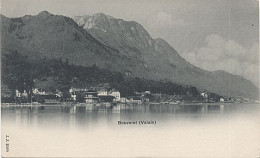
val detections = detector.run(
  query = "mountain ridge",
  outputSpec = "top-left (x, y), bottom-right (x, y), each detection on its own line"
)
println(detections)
top-left (73, 13), bottom-right (259, 99)
top-left (1, 11), bottom-right (259, 99)
top-left (1, 11), bottom-right (141, 72)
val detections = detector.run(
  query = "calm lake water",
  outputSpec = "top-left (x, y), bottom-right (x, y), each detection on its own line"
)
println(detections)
top-left (1, 103), bottom-right (260, 157)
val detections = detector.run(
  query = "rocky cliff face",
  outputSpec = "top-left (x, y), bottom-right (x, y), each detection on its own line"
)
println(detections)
top-left (74, 14), bottom-right (188, 65)
top-left (0, 11), bottom-right (258, 99)
top-left (74, 14), bottom-right (195, 78)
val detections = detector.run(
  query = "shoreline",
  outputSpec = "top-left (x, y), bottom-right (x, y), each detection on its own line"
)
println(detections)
top-left (1, 102), bottom-right (259, 107)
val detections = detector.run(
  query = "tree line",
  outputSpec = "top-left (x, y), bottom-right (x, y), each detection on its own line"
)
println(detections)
top-left (2, 51), bottom-right (204, 99)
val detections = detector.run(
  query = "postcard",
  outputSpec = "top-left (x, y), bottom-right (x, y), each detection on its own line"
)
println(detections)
top-left (1, 0), bottom-right (260, 157)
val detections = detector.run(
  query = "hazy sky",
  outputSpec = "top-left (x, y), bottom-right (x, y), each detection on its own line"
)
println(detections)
top-left (1, 0), bottom-right (259, 86)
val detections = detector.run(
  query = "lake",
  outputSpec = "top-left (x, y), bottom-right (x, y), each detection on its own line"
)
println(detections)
top-left (1, 103), bottom-right (260, 157)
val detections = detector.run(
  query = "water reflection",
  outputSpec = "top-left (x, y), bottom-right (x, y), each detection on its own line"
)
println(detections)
top-left (2, 103), bottom-right (259, 115)
top-left (2, 103), bottom-right (260, 157)
top-left (1, 103), bottom-right (259, 129)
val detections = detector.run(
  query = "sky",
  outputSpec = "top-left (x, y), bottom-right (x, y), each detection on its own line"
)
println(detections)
top-left (1, 0), bottom-right (259, 86)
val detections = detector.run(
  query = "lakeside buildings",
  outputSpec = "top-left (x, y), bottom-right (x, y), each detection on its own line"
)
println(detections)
top-left (69, 87), bottom-right (121, 103)
top-left (1, 86), bottom-right (258, 104)
top-left (85, 90), bottom-right (99, 103)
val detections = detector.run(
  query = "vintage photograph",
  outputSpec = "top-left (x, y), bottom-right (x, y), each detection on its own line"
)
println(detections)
top-left (1, 0), bottom-right (259, 157)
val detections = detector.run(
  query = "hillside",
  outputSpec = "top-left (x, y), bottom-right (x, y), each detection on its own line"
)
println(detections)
top-left (74, 13), bottom-right (259, 99)
top-left (1, 11), bottom-right (141, 73)
top-left (0, 11), bottom-right (258, 99)
top-left (2, 51), bottom-right (204, 101)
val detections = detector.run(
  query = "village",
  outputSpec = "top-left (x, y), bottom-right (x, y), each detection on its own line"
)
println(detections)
top-left (1, 84), bottom-right (257, 105)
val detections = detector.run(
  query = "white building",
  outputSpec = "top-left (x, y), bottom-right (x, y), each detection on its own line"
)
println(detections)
top-left (145, 91), bottom-right (151, 94)
top-left (32, 88), bottom-right (46, 95)
top-left (131, 99), bottom-right (142, 104)
top-left (120, 97), bottom-right (128, 103)
top-left (16, 90), bottom-right (28, 97)
top-left (16, 90), bottom-right (21, 97)
top-left (220, 98), bottom-right (225, 102)
top-left (69, 87), bottom-right (88, 101)
top-left (69, 87), bottom-right (87, 93)
top-left (131, 97), bottom-right (142, 104)
top-left (110, 91), bottom-right (121, 102)
top-left (71, 92), bottom-right (77, 101)
top-left (97, 89), bottom-right (109, 96)
top-left (200, 92), bottom-right (208, 98)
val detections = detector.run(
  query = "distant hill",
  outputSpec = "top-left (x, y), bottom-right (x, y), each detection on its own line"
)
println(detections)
top-left (0, 11), bottom-right (258, 99)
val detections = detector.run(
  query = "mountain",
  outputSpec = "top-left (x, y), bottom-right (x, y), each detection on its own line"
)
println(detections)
top-left (74, 13), bottom-right (259, 99)
top-left (0, 11), bottom-right (258, 99)
top-left (0, 11), bottom-right (141, 72)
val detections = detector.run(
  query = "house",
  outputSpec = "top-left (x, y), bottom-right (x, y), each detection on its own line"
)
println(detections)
top-left (69, 87), bottom-right (88, 102)
top-left (125, 71), bottom-right (131, 77)
top-left (98, 95), bottom-right (115, 102)
top-left (142, 95), bottom-right (151, 102)
top-left (1, 88), bottom-right (15, 103)
top-left (97, 89), bottom-right (115, 102)
top-left (120, 97), bottom-right (128, 103)
top-left (142, 91), bottom-right (153, 102)
top-left (34, 94), bottom-right (60, 104)
top-left (71, 91), bottom-right (77, 101)
top-left (145, 91), bottom-right (151, 94)
top-left (16, 90), bottom-right (21, 97)
top-left (110, 90), bottom-right (120, 102)
top-left (33, 88), bottom-right (46, 95)
top-left (16, 90), bottom-right (28, 97)
top-left (96, 87), bottom-right (120, 102)
top-left (97, 89), bottom-right (109, 96)
top-left (220, 98), bottom-right (225, 102)
top-left (1, 88), bottom-right (13, 98)
top-left (85, 90), bottom-right (99, 103)
top-left (69, 87), bottom-right (88, 93)
top-left (43, 95), bottom-right (60, 104)
top-left (131, 96), bottom-right (142, 104)
top-left (200, 92), bottom-right (208, 98)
